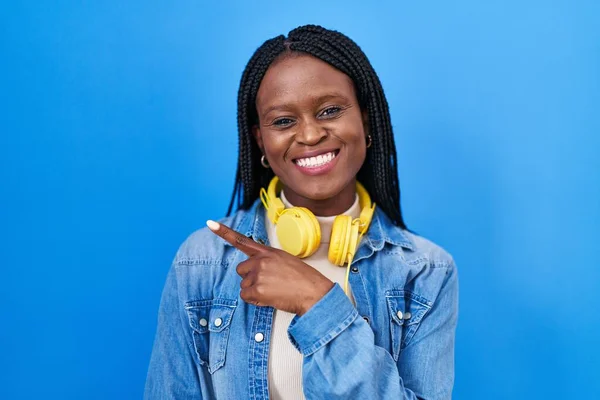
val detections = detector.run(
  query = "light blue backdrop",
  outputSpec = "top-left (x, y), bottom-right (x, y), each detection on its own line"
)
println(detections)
top-left (1, 1), bottom-right (598, 399)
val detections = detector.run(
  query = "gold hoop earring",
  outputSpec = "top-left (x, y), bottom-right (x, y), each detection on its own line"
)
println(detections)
top-left (366, 135), bottom-right (372, 148)
top-left (261, 155), bottom-right (270, 168)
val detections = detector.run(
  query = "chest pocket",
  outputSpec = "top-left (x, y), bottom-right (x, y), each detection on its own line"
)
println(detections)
top-left (386, 290), bottom-right (432, 361)
top-left (184, 298), bottom-right (237, 374)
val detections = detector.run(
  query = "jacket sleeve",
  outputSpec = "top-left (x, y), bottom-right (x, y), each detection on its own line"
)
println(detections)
top-left (144, 265), bottom-right (203, 400)
top-left (288, 262), bottom-right (458, 400)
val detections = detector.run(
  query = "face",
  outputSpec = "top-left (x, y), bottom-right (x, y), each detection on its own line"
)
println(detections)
top-left (253, 54), bottom-right (369, 215)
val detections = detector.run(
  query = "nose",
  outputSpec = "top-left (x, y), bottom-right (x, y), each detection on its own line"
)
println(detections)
top-left (295, 121), bottom-right (327, 146)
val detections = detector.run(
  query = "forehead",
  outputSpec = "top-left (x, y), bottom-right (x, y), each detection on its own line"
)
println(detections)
top-left (256, 54), bottom-right (356, 108)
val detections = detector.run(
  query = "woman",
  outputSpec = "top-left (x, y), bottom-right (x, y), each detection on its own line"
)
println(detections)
top-left (145, 25), bottom-right (458, 400)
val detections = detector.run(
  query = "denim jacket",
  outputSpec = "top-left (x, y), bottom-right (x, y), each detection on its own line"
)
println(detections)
top-left (145, 199), bottom-right (458, 399)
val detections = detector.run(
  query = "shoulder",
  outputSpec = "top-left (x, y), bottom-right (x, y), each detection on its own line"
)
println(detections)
top-left (402, 230), bottom-right (456, 270)
top-left (375, 209), bottom-right (455, 271)
top-left (383, 226), bottom-right (458, 312)
top-left (396, 230), bottom-right (458, 304)
top-left (172, 204), bottom-right (257, 266)
top-left (166, 202), bottom-right (262, 301)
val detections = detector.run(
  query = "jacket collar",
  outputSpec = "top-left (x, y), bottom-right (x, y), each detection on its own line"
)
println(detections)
top-left (227, 198), bottom-right (414, 256)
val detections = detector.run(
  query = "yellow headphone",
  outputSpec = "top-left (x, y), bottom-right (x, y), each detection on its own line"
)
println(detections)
top-left (260, 176), bottom-right (375, 295)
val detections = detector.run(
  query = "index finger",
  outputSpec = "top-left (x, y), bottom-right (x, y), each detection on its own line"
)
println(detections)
top-left (206, 220), bottom-right (266, 257)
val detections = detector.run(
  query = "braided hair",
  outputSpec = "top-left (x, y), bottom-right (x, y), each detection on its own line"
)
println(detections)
top-left (226, 24), bottom-right (407, 229)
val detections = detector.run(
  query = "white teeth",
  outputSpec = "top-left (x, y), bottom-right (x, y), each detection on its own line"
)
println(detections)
top-left (295, 151), bottom-right (337, 168)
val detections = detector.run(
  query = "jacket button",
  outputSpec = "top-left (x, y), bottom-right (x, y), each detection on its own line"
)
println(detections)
top-left (362, 316), bottom-right (370, 324)
top-left (396, 310), bottom-right (403, 320)
top-left (199, 318), bottom-right (208, 327)
top-left (403, 312), bottom-right (412, 320)
top-left (255, 332), bottom-right (264, 343)
top-left (214, 318), bottom-right (223, 327)
top-left (351, 266), bottom-right (359, 273)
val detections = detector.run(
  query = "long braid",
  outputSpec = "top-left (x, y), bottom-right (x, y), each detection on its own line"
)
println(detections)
top-left (227, 25), bottom-right (407, 229)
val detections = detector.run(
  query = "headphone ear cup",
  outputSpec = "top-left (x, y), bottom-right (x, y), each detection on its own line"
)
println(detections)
top-left (329, 215), bottom-right (351, 265)
top-left (295, 207), bottom-right (321, 257)
top-left (346, 221), bottom-right (360, 263)
top-left (276, 207), bottom-right (320, 258)
top-left (329, 216), bottom-right (362, 266)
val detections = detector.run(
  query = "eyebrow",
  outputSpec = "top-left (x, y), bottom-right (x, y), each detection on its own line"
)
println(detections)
top-left (260, 92), bottom-right (351, 119)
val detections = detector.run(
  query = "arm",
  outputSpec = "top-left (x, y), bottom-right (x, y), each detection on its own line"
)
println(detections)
top-left (144, 265), bottom-right (203, 400)
top-left (288, 263), bottom-right (458, 399)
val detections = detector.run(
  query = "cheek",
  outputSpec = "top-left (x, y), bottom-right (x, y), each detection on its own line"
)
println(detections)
top-left (350, 140), bottom-right (367, 168)
top-left (339, 119), bottom-right (366, 150)
top-left (341, 120), bottom-right (367, 168)
top-left (260, 130), bottom-right (296, 177)
top-left (261, 130), bottom-right (292, 156)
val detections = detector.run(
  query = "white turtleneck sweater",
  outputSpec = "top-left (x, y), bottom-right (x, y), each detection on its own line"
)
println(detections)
top-left (266, 190), bottom-right (361, 400)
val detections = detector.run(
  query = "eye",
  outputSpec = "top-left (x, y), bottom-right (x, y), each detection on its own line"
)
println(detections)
top-left (320, 106), bottom-right (342, 118)
top-left (273, 117), bottom-right (294, 127)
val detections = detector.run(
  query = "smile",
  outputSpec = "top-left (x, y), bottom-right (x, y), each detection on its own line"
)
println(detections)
top-left (293, 150), bottom-right (339, 168)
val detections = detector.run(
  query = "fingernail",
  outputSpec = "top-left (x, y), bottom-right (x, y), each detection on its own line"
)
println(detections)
top-left (206, 220), bottom-right (220, 231)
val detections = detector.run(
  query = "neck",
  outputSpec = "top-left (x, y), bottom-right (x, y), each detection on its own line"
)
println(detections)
top-left (282, 179), bottom-right (357, 217)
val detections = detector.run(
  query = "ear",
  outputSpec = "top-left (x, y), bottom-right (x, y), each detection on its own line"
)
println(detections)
top-left (252, 125), bottom-right (264, 154)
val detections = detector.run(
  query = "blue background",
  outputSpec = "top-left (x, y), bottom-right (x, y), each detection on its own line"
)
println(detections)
top-left (1, 1), bottom-right (598, 399)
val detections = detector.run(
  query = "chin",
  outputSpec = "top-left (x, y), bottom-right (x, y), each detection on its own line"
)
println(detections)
top-left (292, 176), bottom-right (349, 201)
